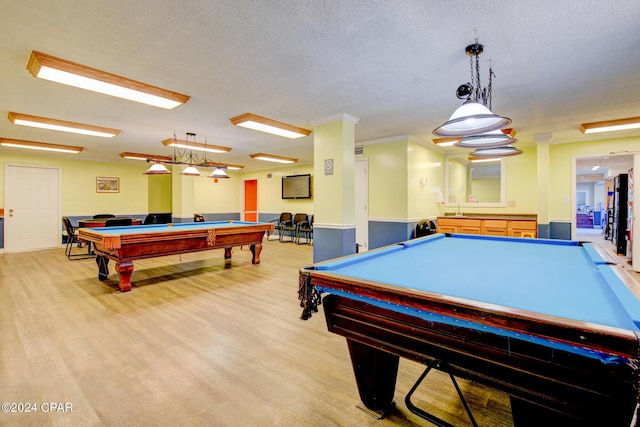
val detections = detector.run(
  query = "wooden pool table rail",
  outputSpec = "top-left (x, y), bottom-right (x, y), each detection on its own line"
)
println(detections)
top-left (79, 222), bottom-right (274, 292)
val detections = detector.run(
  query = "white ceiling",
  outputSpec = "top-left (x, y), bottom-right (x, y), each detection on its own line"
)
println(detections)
top-left (1, 1), bottom-right (639, 174)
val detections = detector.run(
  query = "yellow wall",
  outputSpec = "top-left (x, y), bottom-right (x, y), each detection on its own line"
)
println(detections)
top-left (447, 156), bottom-right (467, 204)
top-left (438, 146), bottom-right (538, 215)
top-left (148, 174), bottom-right (172, 212)
top-left (550, 136), bottom-right (640, 220)
top-left (505, 146), bottom-right (537, 213)
top-left (366, 139), bottom-right (408, 219)
top-left (193, 171), bottom-right (241, 214)
top-left (407, 139), bottom-right (445, 219)
top-left (240, 165), bottom-right (314, 215)
top-left (2, 134), bottom-right (639, 225)
top-left (1, 152), bottom-right (149, 215)
top-left (0, 152), bottom-right (316, 219)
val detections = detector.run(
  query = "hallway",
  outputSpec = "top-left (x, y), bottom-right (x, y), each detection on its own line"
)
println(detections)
top-left (575, 226), bottom-right (640, 295)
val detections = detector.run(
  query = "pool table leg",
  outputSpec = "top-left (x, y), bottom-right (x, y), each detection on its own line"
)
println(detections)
top-left (224, 248), bottom-right (233, 267)
top-left (96, 255), bottom-right (109, 280)
top-left (114, 261), bottom-right (133, 292)
top-left (250, 243), bottom-right (262, 264)
top-left (347, 338), bottom-right (399, 415)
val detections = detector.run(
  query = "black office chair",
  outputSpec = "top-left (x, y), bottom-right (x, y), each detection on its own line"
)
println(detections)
top-left (268, 212), bottom-right (292, 241)
top-left (143, 212), bottom-right (172, 224)
top-left (296, 215), bottom-right (314, 244)
top-left (415, 219), bottom-right (437, 238)
top-left (93, 214), bottom-right (115, 219)
top-left (194, 214), bottom-right (205, 222)
top-left (105, 217), bottom-right (133, 227)
top-left (62, 217), bottom-right (93, 260)
top-left (280, 213), bottom-right (308, 243)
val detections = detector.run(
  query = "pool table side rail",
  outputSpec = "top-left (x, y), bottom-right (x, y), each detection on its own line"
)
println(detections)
top-left (79, 223), bottom-right (274, 249)
top-left (323, 294), bottom-right (639, 424)
top-left (300, 269), bottom-right (640, 360)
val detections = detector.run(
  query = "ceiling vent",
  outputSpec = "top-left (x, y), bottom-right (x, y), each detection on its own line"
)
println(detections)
top-left (354, 146), bottom-right (364, 155)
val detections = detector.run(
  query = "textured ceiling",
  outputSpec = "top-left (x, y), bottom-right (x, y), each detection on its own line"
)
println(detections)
top-left (1, 0), bottom-right (639, 174)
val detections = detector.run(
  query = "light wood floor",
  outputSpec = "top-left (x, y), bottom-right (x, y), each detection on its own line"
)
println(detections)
top-left (0, 239), bottom-right (515, 427)
top-left (4, 230), bottom-right (639, 427)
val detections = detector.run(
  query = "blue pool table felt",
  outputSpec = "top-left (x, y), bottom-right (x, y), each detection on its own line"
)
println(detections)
top-left (315, 233), bottom-right (640, 333)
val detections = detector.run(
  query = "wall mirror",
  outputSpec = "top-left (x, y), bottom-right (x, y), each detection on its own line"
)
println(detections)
top-left (444, 155), bottom-right (505, 207)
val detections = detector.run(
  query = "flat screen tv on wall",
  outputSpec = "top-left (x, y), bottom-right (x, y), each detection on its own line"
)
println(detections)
top-left (282, 174), bottom-right (312, 199)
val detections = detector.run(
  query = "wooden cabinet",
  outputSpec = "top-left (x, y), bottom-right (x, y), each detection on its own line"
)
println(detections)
top-left (437, 216), bottom-right (537, 237)
top-left (437, 218), bottom-right (482, 234)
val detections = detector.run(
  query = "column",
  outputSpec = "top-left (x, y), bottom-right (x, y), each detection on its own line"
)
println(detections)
top-left (535, 137), bottom-right (551, 238)
top-left (311, 113), bottom-right (359, 262)
top-left (171, 169), bottom-right (195, 223)
top-left (633, 155), bottom-right (640, 272)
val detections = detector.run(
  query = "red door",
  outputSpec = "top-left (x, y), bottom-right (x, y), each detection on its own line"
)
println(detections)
top-left (244, 179), bottom-right (258, 222)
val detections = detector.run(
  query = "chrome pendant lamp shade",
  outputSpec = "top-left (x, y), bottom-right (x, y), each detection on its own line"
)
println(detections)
top-left (469, 146), bottom-right (522, 158)
top-left (455, 129), bottom-right (516, 148)
top-left (433, 99), bottom-right (511, 137)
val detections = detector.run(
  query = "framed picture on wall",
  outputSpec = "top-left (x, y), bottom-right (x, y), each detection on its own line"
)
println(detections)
top-left (96, 176), bottom-right (120, 193)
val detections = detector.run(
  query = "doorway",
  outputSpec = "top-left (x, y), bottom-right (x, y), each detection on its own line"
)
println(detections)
top-left (355, 158), bottom-right (368, 252)
top-left (243, 179), bottom-right (258, 222)
top-left (574, 154), bottom-right (633, 239)
top-left (4, 164), bottom-right (61, 252)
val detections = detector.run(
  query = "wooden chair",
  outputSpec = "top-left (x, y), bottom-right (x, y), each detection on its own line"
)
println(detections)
top-left (296, 215), bottom-right (314, 244)
top-left (62, 217), bottom-right (93, 260)
top-left (194, 214), bottom-right (205, 222)
top-left (280, 213), bottom-right (308, 243)
top-left (268, 212), bottom-right (292, 241)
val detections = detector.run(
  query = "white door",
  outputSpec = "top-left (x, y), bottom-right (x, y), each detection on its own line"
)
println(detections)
top-left (355, 158), bottom-right (368, 252)
top-left (5, 164), bottom-right (61, 252)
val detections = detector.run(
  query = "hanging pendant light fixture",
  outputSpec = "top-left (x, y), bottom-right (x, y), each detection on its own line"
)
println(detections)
top-left (433, 41), bottom-right (511, 137)
top-left (144, 132), bottom-right (236, 175)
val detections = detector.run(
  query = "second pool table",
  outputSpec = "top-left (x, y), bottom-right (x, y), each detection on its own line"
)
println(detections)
top-left (79, 220), bottom-right (274, 292)
top-left (299, 233), bottom-right (640, 426)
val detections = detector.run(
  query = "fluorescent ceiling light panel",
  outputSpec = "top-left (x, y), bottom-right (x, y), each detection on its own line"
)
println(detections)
top-left (162, 138), bottom-right (231, 154)
top-left (250, 153), bottom-right (297, 163)
top-left (230, 113), bottom-right (311, 139)
top-left (432, 137), bottom-right (459, 147)
top-left (580, 117), bottom-right (640, 134)
top-left (203, 161), bottom-right (244, 170)
top-left (8, 112), bottom-right (120, 138)
top-left (0, 137), bottom-right (83, 153)
top-left (119, 152), bottom-right (173, 161)
top-left (27, 51), bottom-right (190, 109)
